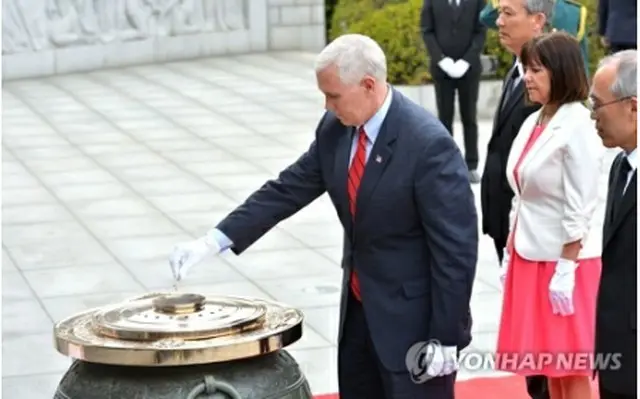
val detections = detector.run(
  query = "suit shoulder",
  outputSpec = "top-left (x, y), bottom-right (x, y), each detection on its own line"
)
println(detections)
top-left (400, 100), bottom-right (450, 141)
top-left (315, 111), bottom-right (344, 137)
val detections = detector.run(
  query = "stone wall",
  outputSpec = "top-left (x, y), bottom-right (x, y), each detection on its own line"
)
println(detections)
top-left (267, 0), bottom-right (326, 51)
top-left (2, 0), bottom-right (327, 80)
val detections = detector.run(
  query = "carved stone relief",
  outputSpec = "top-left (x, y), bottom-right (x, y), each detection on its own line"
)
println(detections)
top-left (2, 0), bottom-right (249, 54)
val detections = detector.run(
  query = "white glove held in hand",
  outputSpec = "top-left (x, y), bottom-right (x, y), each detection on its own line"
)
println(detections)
top-left (425, 342), bottom-right (459, 378)
top-left (449, 59), bottom-right (470, 78)
top-left (549, 258), bottom-right (578, 316)
top-left (169, 234), bottom-right (220, 281)
top-left (438, 57), bottom-right (455, 75)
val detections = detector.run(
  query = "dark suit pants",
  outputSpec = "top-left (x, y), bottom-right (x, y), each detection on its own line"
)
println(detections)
top-left (338, 291), bottom-right (456, 399)
top-left (599, 381), bottom-right (637, 399)
top-left (433, 70), bottom-right (480, 170)
top-left (494, 237), bottom-right (550, 399)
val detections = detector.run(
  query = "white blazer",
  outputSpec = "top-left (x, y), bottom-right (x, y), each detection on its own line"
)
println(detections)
top-left (506, 101), bottom-right (608, 261)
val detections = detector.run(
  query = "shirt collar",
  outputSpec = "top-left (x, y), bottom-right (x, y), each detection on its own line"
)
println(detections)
top-left (625, 148), bottom-right (637, 171)
top-left (514, 59), bottom-right (524, 79)
top-left (360, 85), bottom-right (393, 142)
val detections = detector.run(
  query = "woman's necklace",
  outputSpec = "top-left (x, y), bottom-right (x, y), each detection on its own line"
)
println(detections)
top-left (537, 105), bottom-right (557, 126)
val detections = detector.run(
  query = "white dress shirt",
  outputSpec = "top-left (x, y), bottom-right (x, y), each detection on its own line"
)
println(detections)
top-left (623, 148), bottom-right (637, 193)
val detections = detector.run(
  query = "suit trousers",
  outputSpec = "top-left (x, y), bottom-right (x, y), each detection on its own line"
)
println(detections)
top-left (493, 237), bottom-right (550, 399)
top-left (338, 290), bottom-right (456, 399)
top-left (599, 380), bottom-right (637, 399)
top-left (432, 70), bottom-right (480, 170)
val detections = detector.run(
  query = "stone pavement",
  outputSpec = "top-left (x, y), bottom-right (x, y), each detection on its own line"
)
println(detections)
top-left (2, 51), bottom-right (507, 398)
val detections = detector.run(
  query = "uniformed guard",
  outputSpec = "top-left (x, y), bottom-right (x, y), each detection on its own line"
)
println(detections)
top-left (480, 0), bottom-right (590, 74)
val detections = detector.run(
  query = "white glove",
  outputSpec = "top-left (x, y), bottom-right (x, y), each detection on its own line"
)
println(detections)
top-left (499, 248), bottom-right (510, 289)
top-left (425, 341), bottom-right (459, 378)
top-left (169, 234), bottom-right (221, 281)
top-left (549, 259), bottom-right (578, 316)
top-left (448, 59), bottom-right (470, 79)
top-left (438, 57), bottom-right (455, 75)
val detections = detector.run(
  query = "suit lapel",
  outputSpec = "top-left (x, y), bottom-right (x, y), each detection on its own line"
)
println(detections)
top-left (516, 104), bottom-right (576, 191)
top-left (605, 171), bottom-right (637, 247)
top-left (334, 126), bottom-right (354, 236)
top-left (354, 91), bottom-right (400, 223)
top-left (506, 110), bottom-right (538, 192)
top-left (451, 0), bottom-right (463, 21)
top-left (499, 81), bottom-right (524, 127)
top-left (603, 155), bottom-right (622, 234)
top-left (495, 65), bottom-right (516, 118)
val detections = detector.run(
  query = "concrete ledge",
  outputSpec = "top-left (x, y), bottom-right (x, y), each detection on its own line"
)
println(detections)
top-left (395, 80), bottom-right (504, 120)
top-left (2, 0), bottom-right (326, 81)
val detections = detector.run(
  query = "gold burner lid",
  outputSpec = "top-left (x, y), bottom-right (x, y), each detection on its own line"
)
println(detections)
top-left (91, 293), bottom-right (267, 341)
top-left (53, 292), bottom-right (303, 367)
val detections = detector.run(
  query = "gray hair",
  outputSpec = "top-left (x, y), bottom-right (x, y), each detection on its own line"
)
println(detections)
top-left (314, 34), bottom-right (387, 85)
top-left (598, 50), bottom-right (637, 98)
top-left (524, 0), bottom-right (555, 25)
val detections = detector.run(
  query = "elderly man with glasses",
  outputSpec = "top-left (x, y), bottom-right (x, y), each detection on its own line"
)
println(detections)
top-left (589, 49), bottom-right (637, 399)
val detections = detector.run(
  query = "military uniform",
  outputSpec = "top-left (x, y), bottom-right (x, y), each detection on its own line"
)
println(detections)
top-left (479, 0), bottom-right (590, 74)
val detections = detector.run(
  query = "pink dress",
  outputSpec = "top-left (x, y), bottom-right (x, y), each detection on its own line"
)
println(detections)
top-left (495, 124), bottom-right (602, 377)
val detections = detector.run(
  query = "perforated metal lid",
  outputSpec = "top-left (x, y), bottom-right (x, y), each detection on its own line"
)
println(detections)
top-left (54, 292), bottom-right (303, 366)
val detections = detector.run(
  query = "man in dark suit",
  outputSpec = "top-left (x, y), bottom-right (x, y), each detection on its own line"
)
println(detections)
top-left (420, 0), bottom-right (487, 183)
top-left (598, 0), bottom-right (637, 53)
top-left (168, 34), bottom-right (478, 399)
top-left (590, 50), bottom-right (637, 399)
top-left (479, 0), bottom-right (554, 398)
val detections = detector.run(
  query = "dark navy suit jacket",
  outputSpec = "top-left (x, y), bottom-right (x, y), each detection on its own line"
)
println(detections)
top-left (598, 0), bottom-right (637, 47)
top-left (216, 88), bottom-right (478, 372)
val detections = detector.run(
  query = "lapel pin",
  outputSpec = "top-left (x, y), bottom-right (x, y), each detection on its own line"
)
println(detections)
top-left (375, 155), bottom-right (382, 163)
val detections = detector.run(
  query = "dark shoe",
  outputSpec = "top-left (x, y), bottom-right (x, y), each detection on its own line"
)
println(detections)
top-left (468, 170), bottom-right (480, 184)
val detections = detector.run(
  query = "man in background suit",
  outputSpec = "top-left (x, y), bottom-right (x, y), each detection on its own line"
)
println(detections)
top-left (479, 0), bottom-right (554, 398)
top-left (480, 0), bottom-right (591, 74)
top-left (420, 0), bottom-right (487, 183)
top-left (598, 0), bottom-right (637, 53)
top-left (590, 50), bottom-right (637, 399)
top-left (168, 34), bottom-right (478, 399)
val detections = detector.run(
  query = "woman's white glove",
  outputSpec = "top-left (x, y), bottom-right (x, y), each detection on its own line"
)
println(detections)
top-left (549, 259), bottom-right (578, 316)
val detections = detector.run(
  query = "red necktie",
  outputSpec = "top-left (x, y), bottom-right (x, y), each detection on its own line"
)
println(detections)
top-left (348, 127), bottom-right (367, 301)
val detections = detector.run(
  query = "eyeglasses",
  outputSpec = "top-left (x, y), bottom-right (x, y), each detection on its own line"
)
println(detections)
top-left (587, 96), bottom-right (635, 112)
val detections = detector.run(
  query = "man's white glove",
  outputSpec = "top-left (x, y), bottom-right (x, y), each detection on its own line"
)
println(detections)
top-left (499, 248), bottom-right (510, 289)
top-left (438, 57), bottom-right (455, 76)
top-left (169, 234), bottom-right (220, 281)
top-left (425, 341), bottom-right (459, 378)
top-left (448, 59), bottom-right (470, 79)
top-left (549, 259), bottom-right (578, 316)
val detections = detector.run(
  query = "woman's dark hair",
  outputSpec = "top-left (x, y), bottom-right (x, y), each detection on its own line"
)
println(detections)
top-left (520, 31), bottom-right (589, 105)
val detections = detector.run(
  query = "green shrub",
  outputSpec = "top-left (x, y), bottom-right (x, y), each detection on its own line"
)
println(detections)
top-left (329, 0), bottom-right (607, 85)
top-left (330, 0), bottom-right (430, 85)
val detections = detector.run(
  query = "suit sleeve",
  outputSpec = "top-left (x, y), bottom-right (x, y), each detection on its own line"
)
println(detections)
top-left (215, 115), bottom-right (328, 254)
top-left (598, 0), bottom-right (608, 36)
top-left (463, 0), bottom-right (488, 63)
top-left (420, 0), bottom-right (444, 61)
top-left (561, 118), bottom-right (605, 243)
top-left (415, 129), bottom-right (478, 346)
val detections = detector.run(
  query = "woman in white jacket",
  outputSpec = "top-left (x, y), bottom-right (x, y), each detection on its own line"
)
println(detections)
top-left (495, 32), bottom-right (607, 399)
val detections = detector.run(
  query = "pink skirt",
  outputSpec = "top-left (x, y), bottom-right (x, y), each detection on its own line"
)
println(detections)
top-left (495, 247), bottom-right (602, 377)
